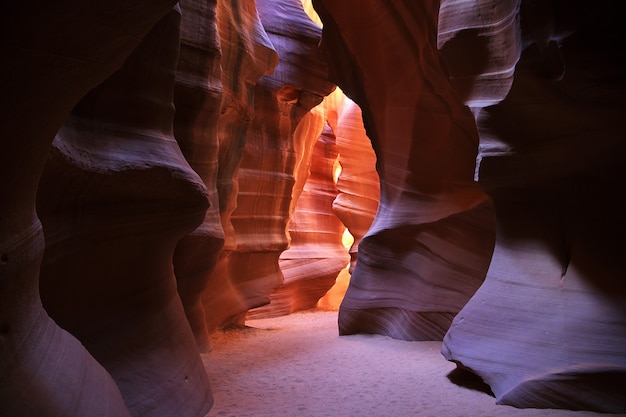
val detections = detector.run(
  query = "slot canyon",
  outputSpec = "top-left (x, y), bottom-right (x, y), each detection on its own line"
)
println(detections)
top-left (1, 0), bottom-right (624, 416)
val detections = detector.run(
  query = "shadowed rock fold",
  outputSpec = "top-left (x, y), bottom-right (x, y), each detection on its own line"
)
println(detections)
top-left (172, 0), bottom-right (225, 351)
top-left (36, 8), bottom-right (213, 417)
top-left (0, 1), bottom-right (180, 416)
top-left (209, 0), bottom-right (335, 328)
top-left (313, 0), bottom-right (495, 340)
top-left (442, 1), bottom-right (626, 412)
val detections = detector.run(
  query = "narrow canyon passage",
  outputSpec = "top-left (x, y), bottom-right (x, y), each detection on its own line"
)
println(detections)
top-left (203, 310), bottom-right (613, 417)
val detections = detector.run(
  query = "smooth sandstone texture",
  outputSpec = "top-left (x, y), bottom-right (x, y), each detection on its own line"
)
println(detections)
top-left (173, 0), bottom-right (225, 351)
top-left (211, 0), bottom-right (335, 328)
top-left (0, 2), bottom-right (176, 416)
top-left (37, 8), bottom-right (213, 417)
top-left (442, 1), bottom-right (626, 412)
top-left (314, 0), bottom-right (495, 340)
top-left (331, 98), bottom-right (380, 274)
top-left (201, 0), bottom-right (279, 332)
top-left (438, 0), bottom-right (520, 107)
top-left (248, 122), bottom-right (350, 319)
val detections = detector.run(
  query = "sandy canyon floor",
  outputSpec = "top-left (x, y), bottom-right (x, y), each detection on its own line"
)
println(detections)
top-left (203, 309), bottom-right (622, 417)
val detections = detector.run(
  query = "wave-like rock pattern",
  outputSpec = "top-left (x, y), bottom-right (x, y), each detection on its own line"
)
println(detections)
top-left (442, 1), bottom-right (626, 412)
top-left (438, 0), bottom-right (521, 107)
top-left (314, 0), bottom-right (495, 340)
top-left (331, 98), bottom-right (380, 273)
top-left (36, 8), bottom-right (213, 417)
top-left (172, 0), bottom-right (225, 351)
top-left (200, 0), bottom-right (279, 331)
top-left (216, 0), bottom-right (335, 327)
top-left (0, 2), bottom-right (178, 416)
top-left (249, 122), bottom-right (349, 319)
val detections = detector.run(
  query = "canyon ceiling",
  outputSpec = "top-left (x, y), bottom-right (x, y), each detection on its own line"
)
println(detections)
top-left (1, 0), bottom-right (624, 416)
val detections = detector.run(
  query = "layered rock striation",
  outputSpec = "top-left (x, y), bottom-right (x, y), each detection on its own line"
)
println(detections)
top-left (200, 0), bottom-right (279, 331)
top-left (331, 98), bottom-right (380, 274)
top-left (314, 0), bottom-right (495, 340)
top-left (172, 0), bottom-right (225, 351)
top-left (36, 8), bottom-right (213, 417)
top-left (249, 122), bottom-right (350, 319)
top-left (208, 0), bottom-right (335, 327)
top-left (0, 2), bottom-right (182, 416)
top-left (442, 0), bottom-right (626, 412)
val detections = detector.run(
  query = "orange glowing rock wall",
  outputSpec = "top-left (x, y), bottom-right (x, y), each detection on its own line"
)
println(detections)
top-left (248, 121), bottom-right (350, 319)
top-left (200, 0), bottom-right (279, 333)
top-left (206, 0), bottom-right (335, 328)
top-left (332, 98), bottom-right (380, 274)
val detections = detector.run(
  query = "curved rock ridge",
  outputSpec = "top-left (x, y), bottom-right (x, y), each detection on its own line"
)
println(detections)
top-left (331, 98), bottom-right (380, 274)
top-left (313, 0), bottom-right (495, 340)
top-left (211, 0), bottom-right (335, 328)
top-left (172, 0), bottom-right (225, 351)
top-left (199, 0), bottom-right (280, 332)
top-left (36, 8), bottom-right (213, 417)
top-left (438, 0), bottom-right (521, 107)
top-left (248, 121), bottom-right (350, 319)
top-left (0, 1), bottom-right (177, 416)
top-left (442, 1), bottom-right (626, 412)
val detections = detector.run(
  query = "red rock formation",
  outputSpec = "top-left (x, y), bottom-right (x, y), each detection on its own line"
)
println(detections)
top-left (332, 98), bottom-right (380, 274)
top-left (442, 1), bottom-right (626, 412)
top-left (210, 0), bottom-right (335, 327)
top-left (36, 8), bottom-right (213, 417)
top-left (248, 121), bottom-right (349, 319)
top-left (314, 0), bottom-right (495, 340)
top-left (0, 2), bottom-right (178, 416)
top-left (172, 0), bottom-right (225, 351)
top-left (200, 0), bottom-right (279, 331)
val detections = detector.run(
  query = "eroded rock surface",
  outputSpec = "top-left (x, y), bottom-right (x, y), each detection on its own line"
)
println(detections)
top-left (200, 0), bottom-right (279, 331)
top-left (210, 0), bottom-right (335, 327)
top-left (331, 98), bottom-right (379, 274)
top-left (442, 1), bottom-right (626, 412)
top-left (37, 8), bottom-right (213, 417)
top-left (314, 0), bottom-right (495, 340)
top-left (172, 0), bottom-right (225, 351)
top-left (0, 2), bottom-right (178, 416)
top-left (249, 122), bottom-right (349, 319)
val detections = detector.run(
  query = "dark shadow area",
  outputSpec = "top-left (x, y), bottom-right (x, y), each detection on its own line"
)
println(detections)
top-left (446, 365), bottom-right (495, 397)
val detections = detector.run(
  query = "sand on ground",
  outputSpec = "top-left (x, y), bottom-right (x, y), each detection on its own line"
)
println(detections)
top-left (203, 309), bottom-right (622, 417)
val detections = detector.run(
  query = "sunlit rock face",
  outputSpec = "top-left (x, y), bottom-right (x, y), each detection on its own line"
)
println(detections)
top-left (172, 0), bottom-right (225, 351)
top-left (212, 0), bottom-right (335, 327)
top-left (36, 8), bottom-right (213, 417)
top-left (332, 98), bottom-right (380, 274)
top-left (249, 122), bottom-right (349, 319)
top-left (200, 0), bottom-right (278, 332)
top-left (442, 0), bottom-right (626, 412)
top-left (314, 0), bottom-right (495, 340)
top-left (0, 2), bottom-right (179, 416)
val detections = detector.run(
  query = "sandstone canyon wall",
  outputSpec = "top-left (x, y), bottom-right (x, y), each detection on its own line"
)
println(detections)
top-left (441, 0), bottom-right (626, 412)
top-left (314, 0), bottom-right (625, 412)
top-left (205, 0), bottom-right (335, 328)
top-left (2, 0), bottom-right (625, 415)
top-left (36, 7), bottom-right (213, 417)
top-left (313, 0), bottom-right (496, 341)
top-left (0, 2), bottom-right (184, 417)
top-left (248, 121), bottom-right (350, 319)
top-left (172, 0), bottom-right (225, 351)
